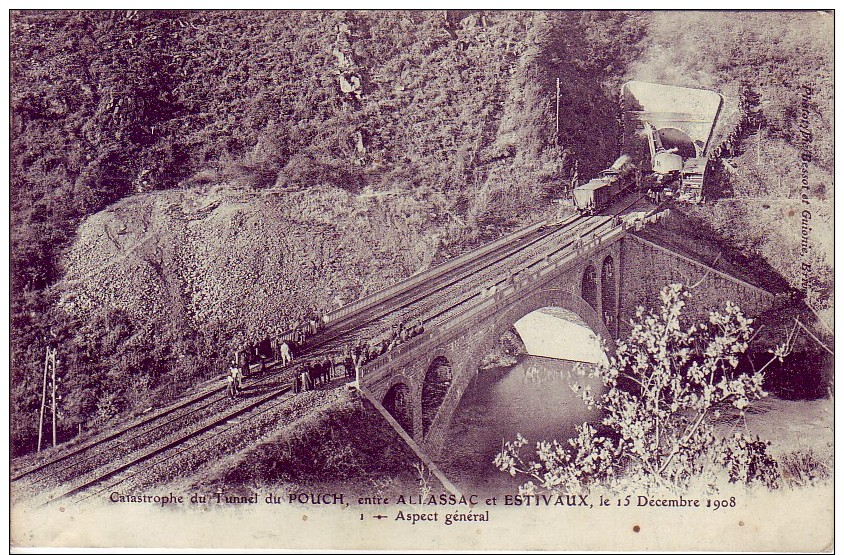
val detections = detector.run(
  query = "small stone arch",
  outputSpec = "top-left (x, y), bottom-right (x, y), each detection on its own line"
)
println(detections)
top-left (581, 264), bottom-right (598, 311)
top-left (383, 381), bottom-right (413, 436)
top-left (421, 356), bottom-right (453, 437)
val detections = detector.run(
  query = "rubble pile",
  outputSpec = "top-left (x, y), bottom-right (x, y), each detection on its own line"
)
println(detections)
top-left (59, 183), bottom-right (432, 350)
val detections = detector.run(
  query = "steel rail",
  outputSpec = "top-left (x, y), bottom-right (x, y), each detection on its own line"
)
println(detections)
top-left (41, 384), bottom-right (293, 506)
top-left (12, 364), bottom-right (292, 484)
top-left (357, 193), bottom-right (646, 382)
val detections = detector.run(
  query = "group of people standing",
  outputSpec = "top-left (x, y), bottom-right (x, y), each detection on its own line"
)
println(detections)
top-left (349, 320), bottom-right (425, 370)
top-left (225, 313), bottom-right (325, 396)
top-left (292, 357), bottom-right (335, 393)
top-left (224, 316), bottom-right (427, 398)
top-left (646, 188), bottom-right (666, 205)
top-left (292, 319), bottom-right (426, 392)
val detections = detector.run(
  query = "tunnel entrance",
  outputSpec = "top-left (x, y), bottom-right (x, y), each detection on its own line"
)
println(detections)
top-left (657, 127), bottom-right (697, 159)
top-left (512, 306), bottom-right (608, 366)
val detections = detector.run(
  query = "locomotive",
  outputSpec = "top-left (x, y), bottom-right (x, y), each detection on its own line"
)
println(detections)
top-left (572, 155), bottom-right (637, 215)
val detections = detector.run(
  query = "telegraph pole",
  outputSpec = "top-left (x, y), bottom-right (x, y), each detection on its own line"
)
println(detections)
top-left (51, 349), bottom-right (57, 448)
top-left (37, 347), bottom-right (49, 452)
top-left (38, 341), bottom-right (59, 451)
top-left (555, 77), bottom-right (561, 142)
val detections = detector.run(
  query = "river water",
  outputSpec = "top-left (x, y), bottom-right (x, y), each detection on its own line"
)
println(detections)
top-left (435, 355), bottom-right (603, 497)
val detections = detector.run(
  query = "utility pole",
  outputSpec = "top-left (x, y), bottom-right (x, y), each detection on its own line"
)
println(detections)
top-left (38, 342), bottom-right (58, 451)
top-left (555, 77), bottom-right (561, 143)
top-left (51, 349), bottom-right (58, 448)
top-left (37, 347), bottom-right (49, 452)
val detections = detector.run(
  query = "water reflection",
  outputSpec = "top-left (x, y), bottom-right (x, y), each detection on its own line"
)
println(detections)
top-left (522, 358), bottom-right (591, 385)
top-left (435, 355), bottom-right (604, 497)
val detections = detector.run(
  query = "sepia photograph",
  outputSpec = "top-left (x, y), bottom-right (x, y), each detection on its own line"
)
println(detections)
top-left (8, 8), bottom-right (834, 551)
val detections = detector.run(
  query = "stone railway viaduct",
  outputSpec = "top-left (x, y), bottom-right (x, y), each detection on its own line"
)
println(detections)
top-left (353, 81), bottom-right (751, 469)
top-left (357, 215), bottom-right (775, 458)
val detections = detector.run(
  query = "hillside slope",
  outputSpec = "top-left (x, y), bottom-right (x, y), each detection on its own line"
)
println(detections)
top-left (11, 10), bottom-right (652, 452)
top-left (59, 184), bottom-right (440, 339)
top-left (627, 11), bottom-right (833, 323)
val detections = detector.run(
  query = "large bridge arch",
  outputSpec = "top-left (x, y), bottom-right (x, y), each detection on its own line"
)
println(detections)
top-left (420, 287), bottom-right (615, 453)
top-left (465, 287), bottom-right (615, 370)
top-left (360, 224), bottom-right (777, 458)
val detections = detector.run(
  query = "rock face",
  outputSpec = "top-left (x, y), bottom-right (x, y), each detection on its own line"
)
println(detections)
top-left (58, 183), bottom-right (438, 345)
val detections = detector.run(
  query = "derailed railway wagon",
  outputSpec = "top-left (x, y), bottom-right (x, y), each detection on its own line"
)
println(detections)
top-left (572, 155), bottom-right (636, 215)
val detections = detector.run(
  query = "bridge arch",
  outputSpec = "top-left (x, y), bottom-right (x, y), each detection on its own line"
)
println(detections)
top-left (421, 355), bottom-right (453, 437)
top-left (382, 380), bottom-right (414, 436)
top-left (581, 264), bottom-right (598, 311)
top-left (421, 288), bottom-right (614, 454)
top-left (465, 287), bottom-right (614, 373)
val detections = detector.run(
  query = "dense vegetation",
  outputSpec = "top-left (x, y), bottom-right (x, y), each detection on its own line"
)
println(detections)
top-left (10, 10), bottom-right (649, 453)
top-left (10, 10), bottom-right (832, 456)
top-left (495, 286), bottom-right (806, 494)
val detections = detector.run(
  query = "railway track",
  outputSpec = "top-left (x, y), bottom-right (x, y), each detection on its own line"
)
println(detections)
top-left (12, 216), bottom-right (572, 503)
top-left (40, 383), bottom-right (296, 507)
top-left (231, 213), bottom-right (592, 366)
top-left (314, 214), bottom-right (584, 340)
top-left (12, 369), bottom-right (299, 506)
top-left (15, 196), bottom-right (645, 505)
top-left (412, 193), bottom-right (646, 331)
top-left (12, 372), bottom-right (289, 490)
top-left (357, 193), bottom-right (647, 380)
top-left (279, 212), bottom-right (601, 361)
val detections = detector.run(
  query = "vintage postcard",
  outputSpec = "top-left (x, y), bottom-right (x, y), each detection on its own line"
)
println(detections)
top-left (9, 9), bottom-right (834, 552)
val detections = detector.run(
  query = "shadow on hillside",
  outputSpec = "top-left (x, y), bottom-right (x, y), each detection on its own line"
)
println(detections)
top-left (540, 12), bottom-right (649, 178)
top-left (744, 350), bottom-right (833, 401)
top-left (637, 207), bottom-right (792, 295)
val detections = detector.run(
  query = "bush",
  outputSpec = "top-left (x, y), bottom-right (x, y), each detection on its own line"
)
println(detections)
top-left (778, 448), bottom-right (832, 488)
top-left (495, 284), bottom-right (781, 494)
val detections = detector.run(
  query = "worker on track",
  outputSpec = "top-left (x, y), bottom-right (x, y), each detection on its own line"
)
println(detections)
top-left (280, 341), bottom-right (293, 365)
top-left (228, 361), bottom-right (243, 397)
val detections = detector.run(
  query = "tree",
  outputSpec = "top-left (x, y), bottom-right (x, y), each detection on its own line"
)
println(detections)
top-left (495, 284), bottom-right (781, 494)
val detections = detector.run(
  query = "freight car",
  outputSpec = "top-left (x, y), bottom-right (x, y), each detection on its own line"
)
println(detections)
top-left (572, 155), bottom-right (636, 215)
